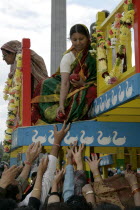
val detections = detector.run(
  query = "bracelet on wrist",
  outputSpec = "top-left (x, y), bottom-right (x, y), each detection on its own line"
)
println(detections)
top-left (49, 192), bottom-right (61, 198)
top-left (132, 188), bottom-right (140, 195)
top-left (85, 190), bottom-right (94, 195)
top-left (130, 182), bottom-right (138, 187)
top-left (33, 188), bottom-right (40, 191)
top-left (53, 143), bottom-right (60, 147)
top-left (94, 174), bottom-right (101, 179)
top-left (24, 161), bottom-right (31, 166)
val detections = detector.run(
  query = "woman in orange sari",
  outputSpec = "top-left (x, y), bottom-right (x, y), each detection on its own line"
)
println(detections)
top-left (31, 24), bottom-right (97, 124)
top-left (1, 40), bottom-right (48, 94)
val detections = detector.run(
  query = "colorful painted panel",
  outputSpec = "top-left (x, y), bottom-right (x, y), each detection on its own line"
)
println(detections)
top-left (89, 74), bottom-right (140, 117)
top-left (11, 120), bottom-right (140, 148)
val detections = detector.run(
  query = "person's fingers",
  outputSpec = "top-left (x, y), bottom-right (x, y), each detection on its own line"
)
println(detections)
top-left (94, 153), bottom-right (98, 160)
top-left (73, 141), bottom-right (77, 147)
top-left (9, 165), bottom-right (17, 171)
top-left (3, 165), bottom-right (8, 172)
top-left (53, 124), bottom-right (58, 132)
top-left (62, 121), bottom-right (66, 130)
top-left (65, 123), bottom-right (71, 132)
top-left (75, 146), bottom-right (78, 153)
top-left (81, 143), bottom-right (85, 151)
top-left (86, 157), bottom-right (91, 163)
top-left (28, 142), bottom-right (35, 151)
top-left (91, 154), bottom-right (95, 161)
top-left (98, 158), bottom-right (102, 164)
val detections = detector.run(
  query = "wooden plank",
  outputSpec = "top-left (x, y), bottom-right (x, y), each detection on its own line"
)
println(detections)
top-left (22, 39), bottom-right (31, 126)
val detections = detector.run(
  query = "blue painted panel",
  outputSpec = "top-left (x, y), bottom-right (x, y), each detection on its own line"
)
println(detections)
top-left (10, 157), bottom-right (17, 166)
top-left (89, 73), bottom-right (140, 117)
top-left (99, 155), bottom-right (113, 166)
top-left (11, 120), bottom-right (140, 148)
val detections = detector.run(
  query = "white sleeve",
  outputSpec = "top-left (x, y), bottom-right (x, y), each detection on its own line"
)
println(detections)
top-left (60, 52), bottom-right (75, 73)
top-left (40, 155), bottom-right (57, 204)
top-left (18, 155), bottom-right (57, 207)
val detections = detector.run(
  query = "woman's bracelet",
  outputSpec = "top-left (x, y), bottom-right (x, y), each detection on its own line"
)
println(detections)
top-left (33, 188), bottom-right (40, 191)
top-left (85, 190), bottom-right (94, 195)
top-left (53, 143), bottom-right (60, 147)
top-left (94, 174), bottom-right (101, 179)
top-left (24, 161), bottom-right (31, 166)
top-left (130, 182), bottom-right (138, 188)
top-left (132, 188), bottom-right (140, 195)
top-left (49, 192), bottom-right (61, 198)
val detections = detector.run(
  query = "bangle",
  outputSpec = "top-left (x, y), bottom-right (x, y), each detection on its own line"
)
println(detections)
top-left (132, 188), bottom-right (140, 195)
top-left (85, 190), bottom-right (94, 195)
top-left (131, 183), bottom-right (138, 187)
top-left (24, 161), bottom-right (31, 166)
top-left (94, 174), bottom-right (100, 179)
top-left (33, 188), bottom-right (40, 191)
top-left (50, 192), bottom-right (60, 198)
top-left (53, 143), bottom-right (60, 147)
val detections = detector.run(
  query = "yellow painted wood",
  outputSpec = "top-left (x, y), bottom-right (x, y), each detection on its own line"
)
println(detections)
top-left (96, 115), bottom-right (140, 122)
top-left (120, 98), bottom-right (140, 108)
top-left (103, 107), bottom-right (140, 115)
top-left (10, 147), bottom-right (23, 158)
top-left (94, 147), bottom-right (117, 154)
top-left (116, 147), bottom-right (124, 159)
top-left (128, 148), bottom-right (137, 170)
top-left (102, 165), bottom-right (108, 179)
top-left (100, 0), bottom-right (124, 30)
top-left (83, 146), bottom-right (90, 171)
top-left (96, 0), bottom-right (135, 96)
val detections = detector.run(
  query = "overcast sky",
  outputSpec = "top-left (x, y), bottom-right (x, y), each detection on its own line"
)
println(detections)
top-left (0, 0), bottom-right (122, 142)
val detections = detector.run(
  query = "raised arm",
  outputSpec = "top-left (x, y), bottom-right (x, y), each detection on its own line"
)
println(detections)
top-left (40, 121), bottom-right (70, 204)
top-left (57, 72), bottom-right (70, 116)
top-left (86, 153), bottom-right (102, 182)
top-left (50, 121), bottom-right (71, 157)
top-left (125, 168), bottom-right (140, 206)
top-left (31, 157), bottom-right (48, 199)
top-left (18, 142), bottom-right (42, 181)
top-left (48, 168), bottom-right (65, 204)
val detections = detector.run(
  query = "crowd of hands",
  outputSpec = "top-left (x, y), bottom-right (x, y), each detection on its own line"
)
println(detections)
top-left (0, 121), bottom-right (140, 210)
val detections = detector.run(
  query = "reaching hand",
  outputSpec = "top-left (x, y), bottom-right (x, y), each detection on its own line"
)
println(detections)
top-left (86, 154), bottom-right (101, 174)
top-left (82, 183), bottom-right (94, 197)
top-left (72, 143), bottom-right (84, 170)
top-left (53, 121), bottom-right (70, 145)
top-left (26, 142), bottom-right (42, 164)
top-left (125, 169), bottom-right (138, 188)
top-left (38, 156), bottom-right (49, 175)
top-left (0, 165), bottom-right (21, 188)
top-left (66, 141), bottom-right (77, 164)
top-left (53, 168), bottom-right (65, 185)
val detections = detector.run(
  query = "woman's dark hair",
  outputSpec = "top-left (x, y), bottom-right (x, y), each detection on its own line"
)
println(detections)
top-left (0, 198), bottom-right (17, 210)
top-left (31, 171), bottom-right (37, 179)
top-left (5, 184), bottom-right (19, 201)
top-left (2, 49), bottom-right (13, 54)
top-left (15, 207), bottom-right (35, 210)
top-left (94, 202), bottom-right (121, 210)
top-left (70, 24), bottom-right (90, 39)
top-left (46, 202), bottom-right (71, 210)
top-left (66, 195), bottom-right (93, 210)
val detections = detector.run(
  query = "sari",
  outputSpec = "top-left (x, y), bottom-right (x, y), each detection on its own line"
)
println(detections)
top-left (31, 45), bottom-right (97, 124)
top-left (93, 174), bottom-right (140, 209)
top-left (1, 40), bottom-right (48, 92)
